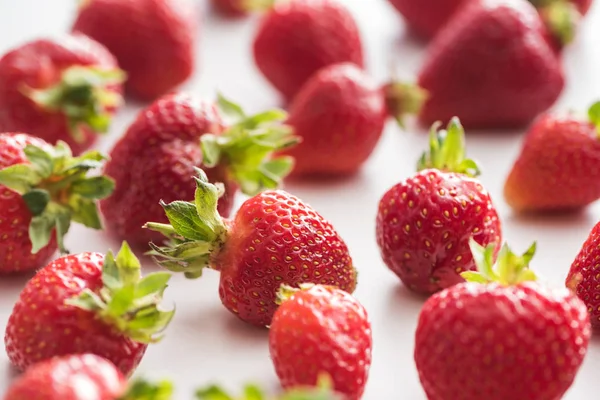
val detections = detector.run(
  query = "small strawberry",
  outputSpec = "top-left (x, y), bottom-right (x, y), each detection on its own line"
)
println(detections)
top-left (144, 170), bottom-right (356, 327)
top-left (0, 133), bottom-right (114, 273)
top-left (252, 0), bottom-right (364, 101)
top-left (504, 102), bottom-right (600, 213)
top-left (4, 242), bottom-right (174, 375)
top-left (72, 0), bottom-right (197, 100)
top-left (0, 34), bottom-right (124, 155)
top-left (3, 354), bottom-right (173, 400)
top-left (415, 239), bottom-right (591, 400)
top-left (269, 285), bottom-right (372, 400)
top-left (527, 0), bottom-right (592, 48)
top-left (100, 93), bottom-right (298, 250)
top-left (376, 118), bottom-right (502, 294)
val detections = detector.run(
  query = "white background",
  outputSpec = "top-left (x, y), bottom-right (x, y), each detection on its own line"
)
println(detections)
top-left (1, 0), bottom-right (600, 398)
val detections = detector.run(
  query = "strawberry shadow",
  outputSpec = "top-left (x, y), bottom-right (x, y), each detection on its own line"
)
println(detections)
top-left (1, 363), bottom-right (20, 386)
top-left (505, 208), bottom-right (595, 227)
top-left (0, 272), bottom-right (35, 298)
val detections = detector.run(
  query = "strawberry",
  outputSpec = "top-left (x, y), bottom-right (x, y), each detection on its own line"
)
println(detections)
top-left (527, 0), bottom-right (592, 48)
top-left (269, 285), bottom-right (372, 400)
top-left (100, 93), bottom-right (298, 250)
top-left (0, 133), bottom-right (114, 274)
top-left (3, 354), bottom-right (173, 400)
top-left (252, 0), bottom-right (364, 101)
top-left (4, 242), bottom-right (174, 375)
top-left (144, 170), bottom-right (356, 327)
top-left (0, 34), bottom-right (124, 155)
top-left (415, 239), bottom-right (591, 400)
top-left (72, 0), bottom-right (197, 101)
top-left (376, 118), bottom-right (502, 294)
top-left (504, 102), bottom-right (600, 212)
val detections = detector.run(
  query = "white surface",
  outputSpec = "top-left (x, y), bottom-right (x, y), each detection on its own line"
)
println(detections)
top-left (1, 0), bottom-right (600, 398)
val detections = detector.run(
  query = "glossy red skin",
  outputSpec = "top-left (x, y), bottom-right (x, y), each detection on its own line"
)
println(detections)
top-left (253, 0), bottom-right (364, 101)
top-left (418, 0), bottom-right (564, 129)
top-left (269, 286), bottom-right (372, 400)
top-left (4, 354), bottom-right (126, 400)
top-left (214, 190), bottom-right (357, 327)
top-left (415, 282), bottom-right (591, 400)
top-left (5, 252), bottom-right (147, 376)
top-left (72, 0), bottom-right (196, 101)
top-left (504, 114), bottom-right (600, 212)
top-left (211, 0), bottom-right (248, 16)
top-left (0, 133), bottom-right (58, 274)
top-left (284, 63), bottom-right (388, 177)
top-left (0, 34), bottom-right (121, 155)
top-left (100, 93), bottom-right (230, 250)
top-left (376, 169), bottom-right (502, 294)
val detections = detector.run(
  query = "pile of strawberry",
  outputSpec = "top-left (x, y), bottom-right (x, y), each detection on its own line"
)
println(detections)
top-left (0, 0), bottom-right (600, 399)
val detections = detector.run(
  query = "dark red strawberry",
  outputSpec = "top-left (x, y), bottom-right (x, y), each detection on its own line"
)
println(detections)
top-left (376, 118), bottom-right (501, 294)
top-left (72, 0), bottom-right (197, 100)
top-left (0, 133), bottom-right (114, 274)
top-left (504, 102), bottom-right (600, 212)
top-left (0, 34), bottom-right (124, 155)
top-left (253, 0), bottom-right (364, 101)
top-left (100, 93), bottom-right (298, 250)
top-left (144, 170), bottom-right (356, 327)
top-left (415, 239), bottom-right (591, 400)
top-left (4, 242), bottom-right (174, 375)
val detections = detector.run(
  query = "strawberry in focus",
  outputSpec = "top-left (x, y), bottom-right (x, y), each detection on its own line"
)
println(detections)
top-left (504, 101), bottom-right (600, 213)
top-left (145, 170), bottom-right (356, 327)
top-left (72, 0), bottom-right (197, 101)
top-left (415, 239), bottom-right (591, 400)
top-left (4, 242), bottom-right (174, 375)
top-left (100, 93), bottom-right (298, 250)
top-left (376, 118), bottom-right (501, 294)
top-left (0, 133), bottom-right (114, 274)
top-left (0, 34), bottom-right (124, 155)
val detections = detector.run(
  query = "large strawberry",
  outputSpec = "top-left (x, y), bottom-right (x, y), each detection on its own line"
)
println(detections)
top-left (0, 34), bottom-right (124, 155)
top-left (376, 118), bottom-right (501, 294)
top-left (504, 102), bottom-right (600, 213)
top-left (4, 242), bottom-right (174, 375)
top-left (100, 93), bottom-right (298, 250)
top-left (253, 0), bottom-right (364, 101)
top-left (72, 0), bottom-right (197, 100)
top-left (0, 133), bottom-right (114, 274)
top-left (144, 170), bottom-right (356, 327)
top-left (415, 239), bottom-right (591, 400)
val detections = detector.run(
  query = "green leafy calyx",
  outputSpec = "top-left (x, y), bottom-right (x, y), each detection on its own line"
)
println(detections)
top-left (587, 101), bottom-right (600, 137)
top-left (65, 241), bottom-right (175, 344)
top-left (383, 81), bottom-right (427, 128)
top-left (417, 117), bottom-right (480, 177)
top-left (461, 239), bottom-right (538, 286)
top-left (0, 141), bottom-right (114, 254)
top-left (144, 168), bottom-right (228, 279)
top-left (119, 378), bottom-right (174, 400)
top-left (533, 0), bottom-right (581, 45)
top-left (23, 65), bottom-right (125, 142)
top-left (200, 93), bottom-right (299, 196)
top-left (275, 283), bottom-right (315, 305)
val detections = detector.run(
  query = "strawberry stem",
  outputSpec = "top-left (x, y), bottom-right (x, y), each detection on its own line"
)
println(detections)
top-left (383, 81), bottom-right (427, 128)
top-left (119, 378), bottom-right (174, 400)
top-left (587, 101), bottom-right (600, 137)
top-left (538, 1), bottom-right (581, 46)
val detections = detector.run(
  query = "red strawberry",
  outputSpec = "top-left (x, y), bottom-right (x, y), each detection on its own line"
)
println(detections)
top-left (504, 102), bottom-right (600, 212)
top-left (4, 242), bottom-right (174, 375)
top-left (72, 0), bottom-right (197, 100)
top-left (144, 170), bottom-right (356, 327)
top-left (526, 0), bottom-right (592, 49)
top-left (253, 0), bottom-right (364, 101)
top-left (0, 133), bottom-right (114, 274)
top-left (415, 240), bottom-right (591, 400)
top-left (376, 118), bottom-right (502, 294)
top-left (269, 285), bottom-right (372, 400)
top-left (210, 0), bottom-right (249, 16)
top-left (100, 93), bottom-right (298, 250)
top-left (0, 34), bottom-right (124, 155)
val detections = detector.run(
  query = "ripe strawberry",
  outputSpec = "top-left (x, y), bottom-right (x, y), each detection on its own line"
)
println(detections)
top-left (3, 354), bottom-right (173, 400)
top-left (100, 93), bottom-right (298, 250)
top-left (376, 118), bottom-right (501, 294)
top-left (269, 285), bottom-right (372, 400)
top-left (4, 242), bottom-right (174, 375)
top-left (526, 0), bottom-right (593, 49)
top-left (144, 170), bottom-right (356, 327)
top-left (253, 0), bottom-right (364, 101)
top-left (415, 239), bottom-right (591, 400)
top-left (72, 0), bottom-right (197, 100)
top-left (0, 133), bottom-right (114, 274)
top-left (0, 34), bottom-right (124, 155)
top-left (504, 102), bottom-right (600, 212)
